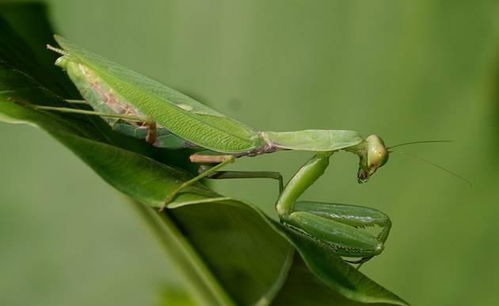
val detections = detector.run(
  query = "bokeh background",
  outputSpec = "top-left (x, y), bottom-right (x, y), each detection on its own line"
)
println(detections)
top-left (1, 0), bottom-right (498, 305)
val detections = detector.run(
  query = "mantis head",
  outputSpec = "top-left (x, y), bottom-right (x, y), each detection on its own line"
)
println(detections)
top-left (46, 44), bottom-right (70, 69)
top-left (355, 137), bottom-right (466, 185)
top-left (357, 135), bottom-right (389, 183)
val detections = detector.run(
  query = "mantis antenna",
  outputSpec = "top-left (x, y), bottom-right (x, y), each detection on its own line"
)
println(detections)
top-left (391, 150), bottom-right (472, 187)
top-left (387, 140), bottom-right (452, 150)
top-left (386, 139), bottom-right (470, 185)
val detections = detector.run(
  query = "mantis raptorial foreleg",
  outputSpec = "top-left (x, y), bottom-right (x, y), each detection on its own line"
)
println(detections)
top-left (293, 201), bottom-right (391, 265)
top-left (276, 152), bottom-right (333, 216)
top-left (276, 152), bottom-right (390, 264)
top-left (293, 201), bottom-right (392, 244)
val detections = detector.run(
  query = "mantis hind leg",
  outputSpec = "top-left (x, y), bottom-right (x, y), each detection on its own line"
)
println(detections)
top-left (34, 104), bottom-right (159, 143)
top-left (64, 99), bottom-right (88, 105)
top-left (33, 105), bottom-right (144, 121)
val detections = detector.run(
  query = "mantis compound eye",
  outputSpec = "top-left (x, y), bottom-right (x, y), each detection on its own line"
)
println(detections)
top-left (357, 134), bottom-right (389, 183)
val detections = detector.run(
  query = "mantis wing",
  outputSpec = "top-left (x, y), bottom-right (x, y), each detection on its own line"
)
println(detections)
top-left (54, 35), bottom-right (263, 154)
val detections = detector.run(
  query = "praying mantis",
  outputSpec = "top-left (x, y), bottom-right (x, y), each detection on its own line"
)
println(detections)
top-left (40, 35), bottom-right (395, 265)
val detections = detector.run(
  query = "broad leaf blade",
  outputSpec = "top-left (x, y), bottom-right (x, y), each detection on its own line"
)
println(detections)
top-left (277, 224), bottom-right (408, 305)
top-left (273, 256), bottom-right (395, 306)
top-left (0, 89), bottom-right (293, 306)
top-left (0, 11), bottom-right (293, 305)
top-left (0, 3), bottom-right (76, 97)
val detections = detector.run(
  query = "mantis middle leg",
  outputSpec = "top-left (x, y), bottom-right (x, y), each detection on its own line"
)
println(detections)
top-left (162, 154), bottom-right (284, 208)
top-left (198, 165), bottom-right (283, 192)
top-left (161, 154), bottom-right (236, 209)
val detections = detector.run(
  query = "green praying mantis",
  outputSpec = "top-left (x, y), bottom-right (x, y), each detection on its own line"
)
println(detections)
top-left (38, 35), bottom-right (402, 265)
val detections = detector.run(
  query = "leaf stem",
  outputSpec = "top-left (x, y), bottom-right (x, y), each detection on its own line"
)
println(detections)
top-left (128, 199), bottom-right (235, 306)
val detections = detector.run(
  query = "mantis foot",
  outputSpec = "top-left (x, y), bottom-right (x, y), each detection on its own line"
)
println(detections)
top-left (159, 185), bottom-right (186, 211)
top-left (159, 154), bottom-right (236, 212)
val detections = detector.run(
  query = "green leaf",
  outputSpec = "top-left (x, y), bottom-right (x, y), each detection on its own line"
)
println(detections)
top-left (275, 224), bottom-right (408, 305)
top-left (0, 87), bottom-right (294, 306)
top-left (0, 2), bottom-right (76, 97)
top-left (273, 256), bottom-right (397, 306)
top-left (158, 287), bottom-right (197, 306)
top-left (0, 5), bottom-right (408, 306)
top-left (0, 9), bottom-right (292, 305)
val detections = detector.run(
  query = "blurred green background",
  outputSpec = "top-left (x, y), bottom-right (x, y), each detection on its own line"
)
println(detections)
top-left (1, 0), bottom-right (498, 305)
